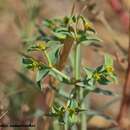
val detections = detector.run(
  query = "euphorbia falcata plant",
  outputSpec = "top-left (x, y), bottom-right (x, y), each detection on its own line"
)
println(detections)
top-left (22, 11), bottom-right (117, 130)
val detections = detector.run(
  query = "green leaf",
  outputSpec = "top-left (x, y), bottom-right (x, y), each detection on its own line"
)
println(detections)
top-left (47, 40), bottom-right (61, 48)
top-left (52, 103), bottom-right (61, 113)
top-left (53, 32), bottom-right (67, 39)
top-left (85, 84), bottom-right (96, 91)
top-left (42, 19), bottom-right (54, 28)
top-left (49, 49), bottom-right (60, 64)
top-left (109, 74), bottom-right (118, 83)
top-left (98, 75), bottom-right (110, 85)
top-left (27, 45), bottom-right (39, 52)
top-left (68, 114), bottom-right (78, 124)
top-left (93, 88), bottom-right (114, 96)
top-left (36, 66), bottom-right (49, 83)
top-left (50, 103), bottom-right (65, 123)
top-left (48, 41), bottom-right (63, 64)
top-left (104, 54), bottom-right (113, 66)
top-left (80, 35), bottom-right (102, 46)
top-left (54, 27), bottom-right (68, 33)
top-left (64, 16), bottom-right (69, 25)
top-left (23, 58), bottom-right (33, 64)
top-left (49, 70), bottom-right (69, 84)
top-left (67, 99), bottom-right (78, 109)
top-left (71, 16), bottom-right (76, 23)
top-left (49, 70), bottom-right (63, 82)
top-left (96, 65), bottom-right (104, 72)
top-left (22, 58), bottom-right (38, 69)
top-left (36, 81), bottom-right (42, 89)
top-left (36, 66), bottom-right (49, 89)
top-left (84, 67), bottom-right (94, 79)
top-left (76, 80), bottom-right (95, 90)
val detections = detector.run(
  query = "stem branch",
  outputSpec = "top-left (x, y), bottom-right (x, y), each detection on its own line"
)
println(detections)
top-left (51, 67), bottom-right (70, 81)
top-left (74, 43), bottom-right (87, 130)
top-left (44, 50), bottom-right (70, 82)
top-left (74, 44), bottom-right (81, 80)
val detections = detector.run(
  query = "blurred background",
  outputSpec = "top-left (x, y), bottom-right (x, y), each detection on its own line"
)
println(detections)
top-left (0, 0), bottom-right (129, 130)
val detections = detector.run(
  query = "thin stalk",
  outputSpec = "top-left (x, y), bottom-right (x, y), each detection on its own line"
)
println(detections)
top-left (74, 44), bottom-right (81, 80)
top-left (71, 125), bottom-right (78, 130)
top-left (51, 67), bottom-right (70, 81)
top-left (74, 43), bottom-right (87, 130)
top-left (80, 88), bottom-right (87, 130)
top-left (53, 120), bottom-right (60, 130)
top-left (64, 112), bottom-right (68, 130)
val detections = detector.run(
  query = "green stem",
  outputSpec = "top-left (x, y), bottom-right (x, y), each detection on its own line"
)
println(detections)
top-left (53, 120), bottom-right (60, 130)
top-left (80, 88), bottom-right (87, 130)
top-left (74, 43), bottom-right (87, 130)
top-left (74, 44), bottom-right (81, 80)
top-left (51, 67), bottom-right (70, 81)
top-left (64, 112), bottom-right (68, 130)
top-left (71, 125), bottom-right (77, 130)
top-left (44, 50), bottom-right (52, 67)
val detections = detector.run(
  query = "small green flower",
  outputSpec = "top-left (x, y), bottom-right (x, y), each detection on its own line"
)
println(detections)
top-left (93, 72), bottom-right (101, 81)
top-left (84, 21), bottom-right (94, 30)
top-left (105, 66), bottom-right (114, 73)
top-left (23, 58), bottom-right (40, 70)
top-left (67, 108), bottom-right (76, 114)
top-left (27, 41), bottom-right (47, 52)
top-left (36, 41), bottom-right (47, 51)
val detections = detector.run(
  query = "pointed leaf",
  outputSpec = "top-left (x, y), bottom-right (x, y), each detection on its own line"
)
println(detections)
top-left (104, 54), bottom-right (113, 66)
top-left (84, 67), bottom-right (94, 79)
top-left (36, 66), bottom-right (49, 82)
top-left (93, 88), bottom-right (114, 96)
top-left (53, 32), bottom-right (67, 39)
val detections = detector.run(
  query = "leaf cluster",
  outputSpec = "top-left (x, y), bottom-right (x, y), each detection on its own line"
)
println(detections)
top-left (22, 15), bottom-right (117, 125)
